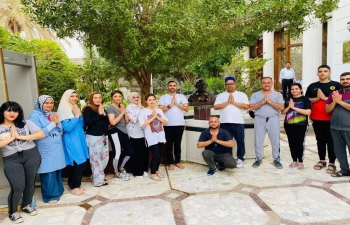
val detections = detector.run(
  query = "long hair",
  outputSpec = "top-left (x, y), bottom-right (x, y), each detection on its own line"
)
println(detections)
top-left (0, 101), bottom-right (25, 128)
top-left (82, 91), bottom-right (101, 113)
top-left (110, 90), bottom-right (123, 107)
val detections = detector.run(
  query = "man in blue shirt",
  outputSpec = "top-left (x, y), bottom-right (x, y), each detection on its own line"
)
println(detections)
top-left (197, 116), bottom-right (237, 175)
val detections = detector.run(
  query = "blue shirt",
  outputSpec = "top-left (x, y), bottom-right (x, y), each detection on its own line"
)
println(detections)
top-left (29, 110), bottom-right (66, 173)
top-left (198, 128), bottom-right (233, 154)
top-left (61, 115), bottom-right (89, 165)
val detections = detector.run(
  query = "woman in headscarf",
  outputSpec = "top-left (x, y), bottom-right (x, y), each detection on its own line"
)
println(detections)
top-left (29, 95), bottom-right (66, 203)
top-left (57, 90), bottom-right (89, 196)
top-left (82, 92), bottom-right (109, 186)
top-left (126, 92), bottom-right (149, 178)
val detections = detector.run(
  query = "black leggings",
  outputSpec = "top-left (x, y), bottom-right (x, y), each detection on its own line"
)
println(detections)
top-left (284, 124), bottom-right (308, 163)
top-left (3, 148), bottom-right (41, 214)
top-left (149, 143), bottom-right (163, 174)
top-left (67, 161), bottom-right (87, 190)
top-left (312, 120), bottom-right (336, 163)
top-left (164, 126), bottom-right (184, 164)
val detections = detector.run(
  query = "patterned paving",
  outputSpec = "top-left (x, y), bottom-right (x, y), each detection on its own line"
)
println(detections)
top-left (0, 132), bottom-right (350, 225)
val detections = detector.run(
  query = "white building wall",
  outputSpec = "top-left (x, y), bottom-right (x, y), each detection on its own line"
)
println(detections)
top-left (262, 0), bottom-right (350, 88)
top-left (328, 0), bottom-right (350, 81)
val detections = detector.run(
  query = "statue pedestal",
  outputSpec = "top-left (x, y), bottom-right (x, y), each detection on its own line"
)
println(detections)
top-left (193, 105), bottom-right (212, 120)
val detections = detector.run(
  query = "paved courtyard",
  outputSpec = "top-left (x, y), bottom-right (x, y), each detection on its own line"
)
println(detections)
top-left (0, 131), bottom-right (350, 225)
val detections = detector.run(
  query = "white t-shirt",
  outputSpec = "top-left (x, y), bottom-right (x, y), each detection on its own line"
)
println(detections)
top-left (214, 91), bottom-right (249, 124)
top-left (138, 108), bottom-right (168, 147)
top-left (158, 94), bottom-right (188, 126)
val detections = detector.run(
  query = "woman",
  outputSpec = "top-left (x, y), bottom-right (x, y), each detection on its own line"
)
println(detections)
top-left (126, 92), bottom-right (149, 178)
top-left (106, 90), bottom-right (134, 181)
top-left (82, 92), bottom-right (109, 186)
top-left (58, 90), bottom-right (89, 196)
top-left (29, 95), bottom-right (66, 204)
top-left (0, 101), bottom-right (44, 223)
top-left (281, 83), bottom-right (311, 170)
top-left (138, 94), bottom-right (168, 181)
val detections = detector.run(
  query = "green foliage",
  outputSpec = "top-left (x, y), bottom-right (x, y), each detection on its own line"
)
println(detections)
top-left (0, 26), bottom-right (77, 102)
top-left (205, 77), bottom-right (225, 95)
top-left (21, 0), bottom-right (339, 98)
top-left (37, 69), bottom-right (76, 104)
top-left (223, 53), bottom-right (269, 97)
top-left (181, 80), bottom-right (195, 95)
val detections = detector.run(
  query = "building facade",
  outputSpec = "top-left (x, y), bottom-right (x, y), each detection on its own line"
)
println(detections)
top-left (251, 0), bottom-right (350, 90)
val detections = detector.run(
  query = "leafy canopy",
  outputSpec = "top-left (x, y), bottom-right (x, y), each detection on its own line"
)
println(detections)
top-left (21, 0), bottom-right (338, 95)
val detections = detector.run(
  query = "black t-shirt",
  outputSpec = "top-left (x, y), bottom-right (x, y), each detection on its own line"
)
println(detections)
top-left (284, 96), bottom-right (311, 125)
top-left (198, 128), bottom-right (232, 154)
top-left (305, 81), bottom-right (341, 98)
top-left (82, 106), bottom-right (109, 136)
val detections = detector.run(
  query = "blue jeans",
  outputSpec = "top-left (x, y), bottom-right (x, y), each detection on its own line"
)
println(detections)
top-left (220, 123), bottom-right (245, 161)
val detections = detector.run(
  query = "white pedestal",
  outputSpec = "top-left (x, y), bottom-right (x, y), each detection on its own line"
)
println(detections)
top-left (184, 114), bottom-right (256, 165)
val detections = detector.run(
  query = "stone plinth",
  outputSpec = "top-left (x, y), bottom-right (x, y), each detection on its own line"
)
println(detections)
top-left (193, 105), bottom-right (212, 120)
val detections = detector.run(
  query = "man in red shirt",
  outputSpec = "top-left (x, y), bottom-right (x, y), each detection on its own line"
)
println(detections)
top-left (305, 65), bottom-right (341, 174)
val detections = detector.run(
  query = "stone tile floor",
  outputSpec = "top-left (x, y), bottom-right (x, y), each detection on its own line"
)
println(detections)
top-left (0, 132), bottom-right (350, 225)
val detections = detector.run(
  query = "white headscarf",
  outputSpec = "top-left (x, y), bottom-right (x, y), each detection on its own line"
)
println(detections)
top-left (128, 92), bottom-right (140, 103)
top-left (57, 89), bottom-right (76, 121)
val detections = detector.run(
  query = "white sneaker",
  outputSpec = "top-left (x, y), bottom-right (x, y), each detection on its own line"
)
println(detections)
top-left (135, 175), bottom-right (143, 179)
top-left (236, 159), bottom-right (244, 168)
top-left (143, 171), bottom-right (149, 177)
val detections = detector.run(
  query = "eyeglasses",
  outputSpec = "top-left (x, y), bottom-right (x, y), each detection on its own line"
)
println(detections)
top-left (132, 96), bottom-right (140, 99)
top-left (225, 83), bottom-right (235, 86)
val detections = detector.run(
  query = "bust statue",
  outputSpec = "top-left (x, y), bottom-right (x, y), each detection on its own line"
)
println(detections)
top-left (188, 78), bottom-right (216, 105)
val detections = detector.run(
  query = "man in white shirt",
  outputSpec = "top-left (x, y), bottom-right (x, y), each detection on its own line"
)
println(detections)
top-left (158, 81), bottom-right (189, 170)
top-left (279, 62), bottom-right (296, 99)
top-left (213, 77), bottom-right (249, 168)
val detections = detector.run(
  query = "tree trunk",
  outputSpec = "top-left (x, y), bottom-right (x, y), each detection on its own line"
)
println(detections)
top-left (124, 67), bottom-right (151, 106)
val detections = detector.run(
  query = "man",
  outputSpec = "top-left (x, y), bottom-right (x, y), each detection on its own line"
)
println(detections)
top-left (279, 62), bottom-right (295, 99)
top-left (188, 78), bottom-right (216, 104)
top-left (250, 77), bottom-right (284, 169)
top-left (159, 81), bottom-right (189, 170)
top-left (305, 65), bottom-right (341, 174)
top-left (213, 76), bottom-right (249, 167)
top-left (325, 72), bottom-right (350, 177)
top-left (197, 116), bottom-right (236, 175)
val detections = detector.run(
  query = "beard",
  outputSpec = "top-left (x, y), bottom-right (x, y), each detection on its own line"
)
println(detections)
top-left (210, 125), bottom-right (219, 129)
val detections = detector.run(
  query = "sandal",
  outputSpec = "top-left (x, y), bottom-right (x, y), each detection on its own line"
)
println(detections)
top-left (313, 161), bottom-right (326, 170)
top-left (331, 171), bottom-right (350, 177)
top-left (326, 165), bottom-right (336, 174)
top-left (70, 188), bottom-right (84, 196)
top-left (297, 163), bottom-right (304, 170)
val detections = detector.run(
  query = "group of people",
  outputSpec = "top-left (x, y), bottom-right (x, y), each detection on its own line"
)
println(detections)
top-left (0, 81), bottom-right (190, 223)
top-left (1, 64), bottom-right (350, 223)
top-left (198, 65), bottom-right (350, 179)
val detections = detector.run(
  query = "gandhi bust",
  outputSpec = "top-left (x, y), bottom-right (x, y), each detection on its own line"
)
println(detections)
top-left (188, 78), bottom-right (216, 105)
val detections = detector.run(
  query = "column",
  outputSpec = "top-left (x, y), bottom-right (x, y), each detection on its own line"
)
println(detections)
top-left (302, 18), bottom-right (323, 88)
top-left (263, 32), bottom-right (274, 84)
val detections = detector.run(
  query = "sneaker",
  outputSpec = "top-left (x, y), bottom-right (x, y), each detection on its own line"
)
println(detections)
top-left (252, 160), bottom-right (262, 168)
top-left (273, 160), bottom-right (283, 169)
top-left (135, 175), bottom-right (143, 179)
top-left (236, 159), bottom-right (244, 168)
top-left (22, 205), bottom-right (38, 216)
top-left (120, 169), bottom-right (130, 178)
top-left (207, 168), bottom-right (217, 176)
top-left (143, 171), bottom-right (149, 177)
top-left (9, 212), bottom-right (23, 224)
top-left (114, 172), bottom-right (130, 181)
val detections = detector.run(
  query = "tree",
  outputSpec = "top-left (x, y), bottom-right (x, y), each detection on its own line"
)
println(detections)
top-left (21, 0), bottom-right (339, 98)
top-left (0, 27), bottom-right (77, 102)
